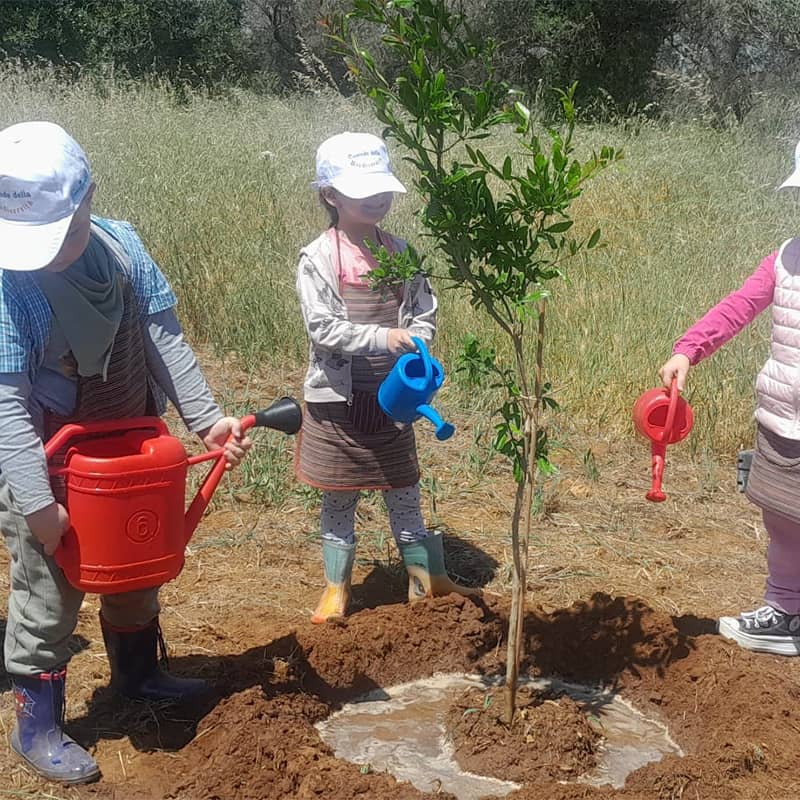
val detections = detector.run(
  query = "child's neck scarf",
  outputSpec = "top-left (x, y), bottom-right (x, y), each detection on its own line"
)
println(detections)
top-left (35, 231), bottom-right (124, 380)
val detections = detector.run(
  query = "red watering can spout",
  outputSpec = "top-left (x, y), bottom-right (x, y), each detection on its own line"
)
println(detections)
top-left (632, 378), bottom-right (694, 503)
top-left (183, 398), bottom-right (303, 541)
top-left (647, 442), bottom-right (668, 503)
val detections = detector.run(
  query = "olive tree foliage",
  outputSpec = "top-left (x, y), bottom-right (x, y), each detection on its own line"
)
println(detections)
top-left (328, 0), bottom-right (620, 721)
top-left (473, 0), bottom-right (678, 115)
top-left (656, 0), bottom-right (800, 123)
top-left (0, 0), bottom-right (254, 86)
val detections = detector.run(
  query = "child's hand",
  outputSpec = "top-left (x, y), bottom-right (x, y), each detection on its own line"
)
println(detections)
top-left (200, 417), bottom-right (253, 470)
top-left (26, 502), bottom-right (70, 556)
top-left (658, 354), bottom-right (691, 392)
top-left (387, 328), bottom-right (417, 354)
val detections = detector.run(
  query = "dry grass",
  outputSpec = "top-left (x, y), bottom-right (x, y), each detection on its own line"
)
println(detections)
top-left (1, 65), bottom-right (799, 464)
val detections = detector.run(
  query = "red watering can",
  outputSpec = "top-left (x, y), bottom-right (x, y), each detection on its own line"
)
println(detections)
top-left (47, 397), bottom-right (302, 594)
top-left (632, 379), bottom-right (693, 502)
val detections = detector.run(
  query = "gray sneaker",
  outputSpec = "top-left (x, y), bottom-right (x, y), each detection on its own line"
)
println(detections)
top-left (718, 605), bottom-right (800, 656)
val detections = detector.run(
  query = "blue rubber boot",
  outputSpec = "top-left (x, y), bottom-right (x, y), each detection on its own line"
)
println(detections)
top-left (10, 669), bottom-right (100, 784)
top-left (100, 615), bottom-right (208, 702)
top-left (312, 540), bottom-right (356, 623)
top-left (399, 532), bottom-right (480, 602)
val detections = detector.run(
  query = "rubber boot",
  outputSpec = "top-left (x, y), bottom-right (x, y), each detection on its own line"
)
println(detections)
top-left (399, 532), bottom-right (480, 602)
top-left (10, 669), bottom-right (100, 785)
top-left (311, 540), bottom-right (356, 623)
top-left (100, 615), bottom-right (208, 702)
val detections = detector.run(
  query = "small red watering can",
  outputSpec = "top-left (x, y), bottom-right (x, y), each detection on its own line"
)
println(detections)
top-left (633, 379), bottom-right (693, 502)
top-left (47, 397), bottom-right (302, 594)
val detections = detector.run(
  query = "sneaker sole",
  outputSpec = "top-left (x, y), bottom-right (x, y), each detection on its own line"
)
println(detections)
top-left (718, 616), bottom-right (800, 656)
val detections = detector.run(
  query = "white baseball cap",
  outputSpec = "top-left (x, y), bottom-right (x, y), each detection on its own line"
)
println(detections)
top-left (314, 131), bottom-right (406, 199)
top-left (0, 121), bottom-right (92, 271)
top-left (779, 139), bottom-right (800, 189)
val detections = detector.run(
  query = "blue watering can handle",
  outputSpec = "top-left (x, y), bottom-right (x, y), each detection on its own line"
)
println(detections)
top-left (411, 336), bottom-right (433, 388)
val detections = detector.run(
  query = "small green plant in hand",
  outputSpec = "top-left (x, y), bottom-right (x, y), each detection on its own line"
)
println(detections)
top-left (330, 0), bottom-right (620, 723)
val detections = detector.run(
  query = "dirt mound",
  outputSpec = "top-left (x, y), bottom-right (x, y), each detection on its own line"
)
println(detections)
top-left (445, 685), bottom-right (601, 783)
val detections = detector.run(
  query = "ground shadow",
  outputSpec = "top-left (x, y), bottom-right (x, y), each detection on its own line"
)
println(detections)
top-left (69, 629), bottom-right (387, 753)
top-left (351, 563), bottom-right (407, 612)
top-left (351, 530), bottom-right (499, 614)
top-left (442, 531), bottom-right (499, 588)
top-left (523, 592), bottom-right (717, 687)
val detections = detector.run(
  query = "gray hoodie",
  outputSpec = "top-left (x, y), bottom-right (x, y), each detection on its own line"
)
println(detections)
top-left (296, 230), bottom-right (438, 403)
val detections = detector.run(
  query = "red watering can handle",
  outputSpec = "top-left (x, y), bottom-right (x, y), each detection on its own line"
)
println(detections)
top-left (183, 415), bottom-right (257, 539)
top-left (661, 377), bottom-right (680, 444)
top-left (44, 417), bottom-right (169, 461)
top-left (646, 378), bottom-right (679, 502)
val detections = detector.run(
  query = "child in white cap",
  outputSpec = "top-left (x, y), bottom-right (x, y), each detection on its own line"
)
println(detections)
top-left (0, 121), bottom-right (252, 783)
top-left (659, 139), bottom-right (800, 656)
top-left (294, 131), bottom-right (476, 623)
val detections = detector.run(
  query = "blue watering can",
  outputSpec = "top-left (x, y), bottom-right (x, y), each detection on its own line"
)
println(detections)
top-left (378, 336), bottom-right (455, 441)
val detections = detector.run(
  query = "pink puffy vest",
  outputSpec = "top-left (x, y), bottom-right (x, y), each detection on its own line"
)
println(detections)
top-left (755, 237), bottom-right (800, 439)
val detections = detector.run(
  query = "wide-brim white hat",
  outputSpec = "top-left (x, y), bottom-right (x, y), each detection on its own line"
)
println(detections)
top-left (0, 121), bottom-right (91, 271)
top-left (779, 139), bottom-right (800, 190)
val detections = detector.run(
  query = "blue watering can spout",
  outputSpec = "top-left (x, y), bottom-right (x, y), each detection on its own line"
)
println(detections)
top-left (416, 404), bottom-right (455, 441)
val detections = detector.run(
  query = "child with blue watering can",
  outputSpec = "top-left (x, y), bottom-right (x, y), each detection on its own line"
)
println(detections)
top-left (0, 121), bottom-right (252, 783)
top-left (659, 139), bottom-right (800, 658)
top-left (295, 131), bottom-right (476, 623)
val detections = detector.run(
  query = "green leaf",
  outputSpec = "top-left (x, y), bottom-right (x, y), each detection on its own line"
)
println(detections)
top-left (587, 228), bottom-right (602, 249)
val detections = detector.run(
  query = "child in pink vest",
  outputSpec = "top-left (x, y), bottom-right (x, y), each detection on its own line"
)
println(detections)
top-left (660, 140), bottom-right (800, 656)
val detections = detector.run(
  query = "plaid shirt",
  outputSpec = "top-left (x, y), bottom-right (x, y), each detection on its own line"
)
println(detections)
top-left (0, 216), bottom-right (176, 381)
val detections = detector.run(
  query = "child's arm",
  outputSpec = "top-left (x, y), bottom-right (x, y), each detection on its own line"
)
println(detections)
top-left (143, 309), bottom-right (250, 468)
top-left (297, 255), bottom-right (393, 354)
top-left (0, 277), bottom-right (67, 552)
top-left (110, 219), bottom-right (250, 467)
top-left (659, 252), bottom-right (776, 389)
top-left (673, 252), bottom-right (776, 364)
top-left (0, 374), bottom-right (66, 553)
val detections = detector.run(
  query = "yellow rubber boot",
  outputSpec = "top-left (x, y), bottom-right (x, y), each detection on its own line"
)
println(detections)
top-left (311, 540), bottom-right (356, 623)
top-left (400, 532), bottom-right (480, 602)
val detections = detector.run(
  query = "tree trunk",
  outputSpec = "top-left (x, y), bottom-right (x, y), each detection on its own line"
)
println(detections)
top-left (503, 308), bottom-right (546, 725)
top-left (503, 477), bottom-right (527, 724)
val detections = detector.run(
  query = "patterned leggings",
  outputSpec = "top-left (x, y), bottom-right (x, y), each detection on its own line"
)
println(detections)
top-left (321, 483), bottom-right (429, 547)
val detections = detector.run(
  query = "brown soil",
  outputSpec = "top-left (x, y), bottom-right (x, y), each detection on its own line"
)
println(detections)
top-left (445, 685), bottom-right (601, 783)
top-left (60, 593), bottom-right (799, 800)
top-left (1, 352), bottom-right (798, 800)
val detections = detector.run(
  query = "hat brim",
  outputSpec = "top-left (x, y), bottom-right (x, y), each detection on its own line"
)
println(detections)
top-left (0, 213), bottom-right (74, 271)
top-left (330, 172), bottom-right (407, 199)
top-left (779, 170), bottom-right (800, 190)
